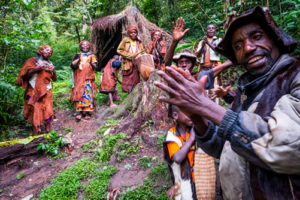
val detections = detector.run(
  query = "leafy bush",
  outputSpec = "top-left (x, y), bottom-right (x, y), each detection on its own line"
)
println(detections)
top-left (0, 65), bottom-right (28, 141)
top-left (37, 130), bottom-right (66, 156)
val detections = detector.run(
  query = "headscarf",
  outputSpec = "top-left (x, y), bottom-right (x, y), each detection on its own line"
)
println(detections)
top-left (127, 25), bottom-right (138, 36)
top-left (36, 45), bottom-right (53, 56)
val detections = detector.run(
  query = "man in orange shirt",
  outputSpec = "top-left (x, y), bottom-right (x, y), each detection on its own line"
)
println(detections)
top-left (163, 104), bottom-right (196, 200)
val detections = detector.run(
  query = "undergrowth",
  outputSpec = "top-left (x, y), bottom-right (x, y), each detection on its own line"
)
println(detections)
top-left (39, 158), bottom-right (98, 200)
top-left (83, 166), bottom-right (116, 200)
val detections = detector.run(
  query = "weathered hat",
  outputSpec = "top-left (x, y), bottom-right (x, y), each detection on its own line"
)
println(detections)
top-left (216, 6), bottom-right (298, 64)
top-left (173, 49), bottom-right (197, 64)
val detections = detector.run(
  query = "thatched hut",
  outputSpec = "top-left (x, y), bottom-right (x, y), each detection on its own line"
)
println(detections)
top-left (91, 6), bottom-right (173, 70)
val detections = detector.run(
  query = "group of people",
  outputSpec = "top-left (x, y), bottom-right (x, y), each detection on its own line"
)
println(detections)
top-left (16, 5), bottom-right (299, 200)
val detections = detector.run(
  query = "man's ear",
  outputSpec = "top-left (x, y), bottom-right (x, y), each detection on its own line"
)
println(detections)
top-left (172, 112), bottom-right (178, 120)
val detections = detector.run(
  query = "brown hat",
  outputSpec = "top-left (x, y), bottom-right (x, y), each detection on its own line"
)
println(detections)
top-left (173, 49), bottom-right (197, 65)
top-left (216, 6), bottom-right (297, 64)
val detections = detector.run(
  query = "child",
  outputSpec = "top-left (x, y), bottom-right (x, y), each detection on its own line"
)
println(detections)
top-left (99, 55), bottom-right (122, 107)
top-left (163, 104), bottom-right (197, 200)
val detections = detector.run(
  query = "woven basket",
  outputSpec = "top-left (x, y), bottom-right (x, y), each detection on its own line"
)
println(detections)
top-left (194, 148), bottom-right (216, 200)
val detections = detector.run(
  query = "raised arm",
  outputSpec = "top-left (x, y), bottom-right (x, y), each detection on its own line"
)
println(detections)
top-left (164, 17), bottom-right (190, 66)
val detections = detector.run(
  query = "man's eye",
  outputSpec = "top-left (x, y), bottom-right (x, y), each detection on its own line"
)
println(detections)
top-left (233, 42), bottom-right (242, 50)
top-left (253, 34), bottom-right (262, 40)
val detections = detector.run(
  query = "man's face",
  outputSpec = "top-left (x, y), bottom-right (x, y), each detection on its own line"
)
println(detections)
top-left (206, 24), bottom-right (216, 38)
top-left (80, 41), bottom-right (90, 53)
top-left (232, 23), bottom-right (280, 76)
top-left (177, 57), bottom-right (193, 72)
top-left (41, 47), bottom-right (53, 59)
top-left (129, 30), bottom-right (138, 40)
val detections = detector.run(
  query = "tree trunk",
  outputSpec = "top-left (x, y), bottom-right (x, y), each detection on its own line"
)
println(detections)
top-left (107, 70), bottom-right (171, 136)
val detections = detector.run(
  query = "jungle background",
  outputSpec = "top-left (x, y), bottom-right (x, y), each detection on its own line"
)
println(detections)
top-left (0, 0), bottom-right (299, 199)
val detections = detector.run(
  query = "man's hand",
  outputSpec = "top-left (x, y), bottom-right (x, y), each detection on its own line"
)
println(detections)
top-left (172, 17), bottom-right (190, 42)
top-left (154, 66), bottom-right (226, 125)
top-left (202, 35), bottom-right (208, 45)
top-left (211, 85), bottom-right (232, 99)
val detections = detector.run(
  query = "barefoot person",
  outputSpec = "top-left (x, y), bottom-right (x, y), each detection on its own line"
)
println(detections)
top-left (99, 55), bottom-right (122, 107)
top-left (155, 6), bottom-right (299, 199)
top-left (70, 40), bottom-right (97, 121)
top-left (146, 30), bottom-right (167, 71)
top-left (117, 25), bottom-right (145, 93)
top-left (16, 45), bottom-right (56, 135)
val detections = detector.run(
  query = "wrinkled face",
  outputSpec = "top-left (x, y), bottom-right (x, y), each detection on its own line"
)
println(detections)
top-left (206, 24), bottom-right (216, 38)
top-left (153, 31), bottom-right (162, 41)
top-left (232, 23), bottom-right (280, 76)
top-left (129, 30), bottom-right (138, 40)
top-left (177, 57), bottom-right (193, 72)
top-left (80, 41), bottom-right (90, 53)
top-left (41, 47), bottom-right (53, 59)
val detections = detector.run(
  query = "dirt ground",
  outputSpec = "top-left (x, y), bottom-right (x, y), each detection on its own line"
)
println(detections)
top-left (0, 106), bottom-right (168, 200)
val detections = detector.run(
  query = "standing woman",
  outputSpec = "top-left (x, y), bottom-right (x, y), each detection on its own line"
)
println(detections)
top-left (117, 25), bottom-right (145, 93)
top-left (16, 45), bottom-right (56, 135)
top-left (146, 30), bottom-right (166, 71)
top-left (70, 40), bottom-right (97, 121)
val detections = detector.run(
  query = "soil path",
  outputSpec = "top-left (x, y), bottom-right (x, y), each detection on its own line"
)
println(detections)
top-left (0, 107), bottom-right (166, 200)
top-left (0, 108), bottom-right (105, 200)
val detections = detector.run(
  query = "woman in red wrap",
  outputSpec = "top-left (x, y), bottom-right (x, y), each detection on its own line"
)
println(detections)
top-left (16, 45), bottom-right (56, 135)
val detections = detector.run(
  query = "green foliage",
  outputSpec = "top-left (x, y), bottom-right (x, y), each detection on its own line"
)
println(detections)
top-left (116, 137), bottom-right (140, 162)
top-left (37, 130), bottom-right (65, 156)
top-left (174, 42), bottom-right (194, 53)
top-left (63, 127), bottom-right (73, 134)
top-left (39, 158), bottom-right (98, 200)
top-left (141, 120), bottom-right (154, 130)
top-left (95, 132), bottom-right (126, 162)
top-left (83, 166), bottom-right (116, 200)
top-left (157, 133), bottom-right (165, 148)
top-left (16, 173), bottom-right (25, 180)
top-left (0, 65), bottom-right (29, 141)
top-left (82, 140), bottom-right (98, 152)
top-left (96, 119), bottom-right (121, 135)
top-left (139, 156), bottom-right (156, 169)
top-left (52, 78), bottom-right (72, 110)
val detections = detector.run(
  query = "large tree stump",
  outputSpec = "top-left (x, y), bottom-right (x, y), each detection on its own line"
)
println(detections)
top-left (108, 70), bottom-right (172, 136)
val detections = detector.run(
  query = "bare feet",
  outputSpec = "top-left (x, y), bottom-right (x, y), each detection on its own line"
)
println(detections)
top-left (84, 115), bottom-right (91, 120)
top-left (75, 114), bottom-right (82, 121)
top-left (109, 103), bottom-right (117, 108)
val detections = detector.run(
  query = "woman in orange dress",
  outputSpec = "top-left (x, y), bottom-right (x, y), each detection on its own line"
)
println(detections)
top-left (70, 40), bottom-right (97, 121)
